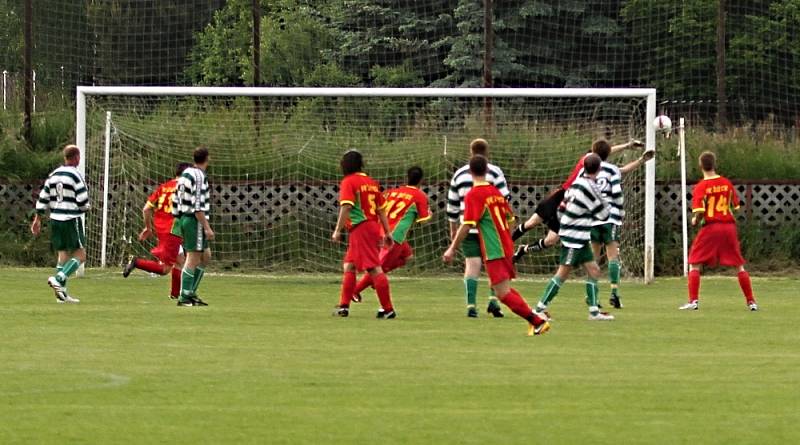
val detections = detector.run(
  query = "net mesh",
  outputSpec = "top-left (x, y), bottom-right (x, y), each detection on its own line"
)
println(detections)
top-left (2, 1), bottom-right (795, 130)
top-left (83, 92), bottom-right (648, 276)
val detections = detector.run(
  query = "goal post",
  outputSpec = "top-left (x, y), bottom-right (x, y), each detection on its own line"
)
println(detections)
top-left (76, 86), bottom-right (657, 282)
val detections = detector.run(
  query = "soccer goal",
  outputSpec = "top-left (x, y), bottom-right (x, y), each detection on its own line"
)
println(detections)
top-left (76, 86), bottom-right (657, 282)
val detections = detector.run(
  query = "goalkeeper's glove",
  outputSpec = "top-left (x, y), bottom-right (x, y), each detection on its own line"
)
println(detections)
top-left (511, 223), bottom-right (529, 241)
top-left (640, 149), bottom-right (655, 163)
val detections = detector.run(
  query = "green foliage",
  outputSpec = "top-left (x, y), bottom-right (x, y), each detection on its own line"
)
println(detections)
top-left (0, 208), bottom-right (52, 266)
top-left (655, 128), bottom-right (800, 182)
top-left (187, 0), bottom-right (340, 87)
top-left (0, 0), bottom-right (22, 72)
top-left (327, 0), bottom-right (456, 83)
top-left (185, 0), bottom-right (252, 85)
top-left (622, 0), bottom-right (716, 100)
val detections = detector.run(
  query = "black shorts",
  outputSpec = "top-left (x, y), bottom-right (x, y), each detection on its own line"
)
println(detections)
top-left (534, 188), bottom-right (566, 233)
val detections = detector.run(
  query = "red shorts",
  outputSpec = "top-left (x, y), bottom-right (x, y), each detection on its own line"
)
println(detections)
top-left (379, 241), bottom-right (413, 273)
top-left (688, 223), bottom-right (745, 267)
top-left (485, 257), bottom-right (516, 286)
top-left (151, 232), bottom-right (182, 266)
top-left (344, 221), bottom-right (382, 271)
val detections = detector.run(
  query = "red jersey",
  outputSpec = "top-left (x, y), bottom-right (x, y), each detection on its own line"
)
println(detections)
top-left (463, 182), bottom-right (515, 261)
top-left (146, 178), bottom-right (178, 234)
top-left (339, 172), bottom-right (385, 229)
top-left (561, 153), bottom-right (590, 190)
top-left (384, 185), bottom-right (431, 243)
top-left (691, 175), bottom-right (740, 224)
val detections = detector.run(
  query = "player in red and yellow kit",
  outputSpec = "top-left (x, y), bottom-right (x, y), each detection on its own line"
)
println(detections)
top-left (332, 150), bottom-right (396, 318)
top-left (122, 162), bottom-right (191, 299)
top-left (351, 166), bottom-right (431, 302)
top-left (680, 151), bottom-right (758, 311)
top-left (443, 155), bottom-right (550, 335)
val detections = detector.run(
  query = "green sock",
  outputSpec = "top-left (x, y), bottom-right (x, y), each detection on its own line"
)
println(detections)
top-left (192, 266), bottom-right (205, 294)
top-left (464, 278), bottom-right (478, 307)
top-left (55, 264), bottom-right (63, 276)
top-left (57, 258), bottom-right (80, 284)
top-left (609, 259), bottom-right (620, 289)
top-left (539, 276), bottom-right (563, 308)
top-left (181, 267), bottom-right (196, 300)
top-left (586, 278), bottom-right (599, 313)
top-left (487, 288), bottom-right (501, 309)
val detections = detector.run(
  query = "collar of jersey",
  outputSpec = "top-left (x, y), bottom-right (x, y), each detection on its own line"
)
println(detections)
top-left (473, 180), bottom-right (491, 186)
top-left (354, 172), bottom-right (368, 177)
top-left (704, 175), bottom-right (721, 179)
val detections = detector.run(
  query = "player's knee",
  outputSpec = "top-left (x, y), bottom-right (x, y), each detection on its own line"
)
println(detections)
top-left (73, 249), bottom-right (86, 263)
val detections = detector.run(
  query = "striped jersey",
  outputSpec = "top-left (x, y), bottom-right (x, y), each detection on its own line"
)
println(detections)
top-left (463, 182), bottom-right (515, 261)
top-left (447, 162), bottom-right (510, 233)
top-left (35, 165), bottom-right (89, 221)
top-left (172, 166), bottom-right (210, 218)
top-left (578, 161), bottom-right (624, 226)
top-left (691, 175), bottom-right (740, 224)
top-left (146, 178), bottom-right (178, 234)
top-left (384, 185), bottom-right (431, 243)
top-left (338, 172), bottom-right (385, 229)
top-left (558, 176), bottom-right (610, 249)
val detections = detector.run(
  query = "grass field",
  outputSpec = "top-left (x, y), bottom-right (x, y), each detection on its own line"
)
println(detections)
top-left (1, 268), bottom-right (798, 444)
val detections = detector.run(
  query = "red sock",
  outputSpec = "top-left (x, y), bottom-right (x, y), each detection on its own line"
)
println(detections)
top-left (339, 272), bottom-right (356, 307)
top-left (372, 273), bottom-right (393, 311)
top-left (170, 267), bottom-right (181, 298)
top-left (688, 269), bottom-right (701, 302)
top-left (135, 258), bottom-right (166, 275)
top-left (499, 288), bottom-right (543, 325)
top-left (738, 270), bottom-right (755, 303)
top-left (353, 274), bottom-right (374, 296)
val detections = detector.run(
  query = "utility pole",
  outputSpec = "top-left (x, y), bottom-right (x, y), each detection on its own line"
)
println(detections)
top-left (483, 0), bottom-right (494, 131)
top-left (716, 0), bottom-right (727, 129)
top-left (252, 0), bottom-right (262, 136)
top-left (23, 0), bottom-right (33, 142)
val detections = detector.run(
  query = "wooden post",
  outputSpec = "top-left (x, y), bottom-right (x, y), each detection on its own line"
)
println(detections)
top-left (716, 0), bottom-right (727, 130)
top-left (482, 0), bottom-right (494, 132)
top-left (252, 0), bottom-right (262, 136)
top-left (23, 0), bottom-right (33, 142)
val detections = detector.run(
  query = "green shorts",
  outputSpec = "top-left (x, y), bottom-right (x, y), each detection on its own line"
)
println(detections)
top-left (462, 232), bottom-right (482, 258)
top-left (50, 218), bottom-right (85, 252)
top-left (559, 243), bottom-right (595, 267)
top-left (590, 223), bottom-right (621, 244)
top-left (176, 215), bottom-right (209, 252)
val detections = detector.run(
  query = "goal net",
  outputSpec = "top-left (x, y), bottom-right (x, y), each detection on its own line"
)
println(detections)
top-left (78, 87), bottom-right (655, 281)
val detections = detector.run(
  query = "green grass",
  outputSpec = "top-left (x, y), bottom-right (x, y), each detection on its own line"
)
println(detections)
top-left (1, 269), bottom-right (798, 444)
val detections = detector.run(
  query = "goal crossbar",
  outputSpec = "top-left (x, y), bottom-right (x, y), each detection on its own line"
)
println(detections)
top-left (76, 86), bottom-right (657, 282)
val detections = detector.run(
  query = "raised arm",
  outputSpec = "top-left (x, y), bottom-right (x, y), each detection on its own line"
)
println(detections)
top-left (620, 150), bottom-right (655, 175)
top-left (610, 139), bottom-right (644, 156)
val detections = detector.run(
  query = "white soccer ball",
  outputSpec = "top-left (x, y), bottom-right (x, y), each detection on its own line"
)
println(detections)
top-left (654, 115), bottom-right (672, 132)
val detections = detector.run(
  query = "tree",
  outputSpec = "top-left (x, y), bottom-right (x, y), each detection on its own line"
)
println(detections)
top-left (327, 0), bottom-right (456, 84)
top-left (187, 0), bottom-right (345, 87)
top-left (440, 1), bottom-right (627, 87)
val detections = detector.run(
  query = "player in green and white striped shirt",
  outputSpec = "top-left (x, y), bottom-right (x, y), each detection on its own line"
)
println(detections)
top-left (534, 153), bottom-right (615, 321)
top-left (446, 138), bottom-right (509, 318)
top-left (171, 146), bottom-right (214, 307)
top-left (31, 145), bottom-right (89, 303)
top-left (587, 141), bottom-right (654, 309)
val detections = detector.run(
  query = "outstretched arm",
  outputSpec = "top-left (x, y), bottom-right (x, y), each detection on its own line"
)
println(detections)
top-left (610, 139), bottom-right (644, 156)
top-left (620, 150), bottom-right (655, 175)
